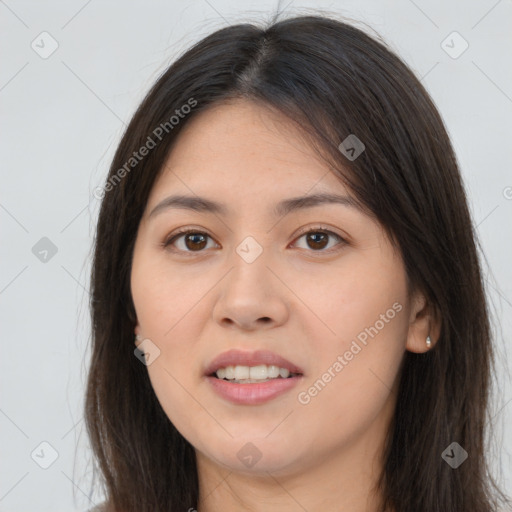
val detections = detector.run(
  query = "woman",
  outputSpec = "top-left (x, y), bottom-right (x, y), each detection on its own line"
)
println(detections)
top-left (85, 13), bottom-right (510, 512)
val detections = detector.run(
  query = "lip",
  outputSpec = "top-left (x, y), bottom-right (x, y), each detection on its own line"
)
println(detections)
top-left (204, 349), bottom-right (304, 406)
top-left (203, 349), bottom-right (304, 376)
top-left (206, 374), bottom-right (303, 405)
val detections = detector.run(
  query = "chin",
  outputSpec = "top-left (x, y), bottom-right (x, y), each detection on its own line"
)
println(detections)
top-left (197, 434), bottom-right (303, 475)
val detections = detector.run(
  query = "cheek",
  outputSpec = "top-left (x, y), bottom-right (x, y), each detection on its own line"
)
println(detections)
top-left (145, 362), bottom-right (208, 453)
top-left (131, 253), bottom-right (211, 338)
top-left (133, 272), bottom-right (205, 389)
top-left (131, 252), bottom-right (214, 428)
top-left (296, 250), bottom-right (408, 421)
top-left (305, 250), bottom-right (408, 352)
top-left (294, 305), bottom-right (407, 453)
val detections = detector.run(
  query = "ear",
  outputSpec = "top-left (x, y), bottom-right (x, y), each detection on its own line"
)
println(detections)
top-left (134, 323), bottom-right (142, 347)
top-left (406, 290), bottom-right (441, 353)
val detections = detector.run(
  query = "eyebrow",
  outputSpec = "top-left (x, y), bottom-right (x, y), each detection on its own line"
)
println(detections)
top-left (148, 192), bottom-right (361, 219)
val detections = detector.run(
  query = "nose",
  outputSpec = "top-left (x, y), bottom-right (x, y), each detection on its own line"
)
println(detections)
top-left (212, 250), bottom-right (289, 332)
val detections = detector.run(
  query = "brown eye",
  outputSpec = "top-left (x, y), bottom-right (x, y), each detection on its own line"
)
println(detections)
top-left (305, 232), bottom-right (329, 250)
top-left (164, 230), bottom-right (217, 253)
top-left (163, 226), bottom-right (346, 256)
top-left (182, 232), bottom-right (208, 251)
top-left (293, 228), bottom-right (346, 252)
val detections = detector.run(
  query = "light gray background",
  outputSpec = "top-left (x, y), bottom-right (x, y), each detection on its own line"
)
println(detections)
top-left (1, 1), bottom-right (511, 510)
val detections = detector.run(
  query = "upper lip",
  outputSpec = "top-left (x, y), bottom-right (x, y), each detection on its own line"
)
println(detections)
top-left (204, 349), bottom-right (304, 376)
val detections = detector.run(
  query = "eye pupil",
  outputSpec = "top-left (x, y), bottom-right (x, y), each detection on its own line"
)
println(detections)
top-left (186, 233), bottom-right (207, 250)
top-left (307, 232), bottom-right (328, 250)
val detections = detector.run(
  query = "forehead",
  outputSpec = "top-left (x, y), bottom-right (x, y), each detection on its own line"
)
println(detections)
top-left (148, 99), bottom-right (352, 206)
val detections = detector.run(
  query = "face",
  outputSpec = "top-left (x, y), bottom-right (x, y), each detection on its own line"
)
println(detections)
top-left (130, 99), bottom-right (429, 478)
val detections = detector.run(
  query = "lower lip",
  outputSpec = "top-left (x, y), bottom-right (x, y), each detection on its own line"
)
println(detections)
top-left (206, 375), bottom-right (302, 405)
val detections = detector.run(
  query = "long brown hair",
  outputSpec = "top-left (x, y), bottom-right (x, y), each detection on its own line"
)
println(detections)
top-left (85, 12), bottom-right (510, 512)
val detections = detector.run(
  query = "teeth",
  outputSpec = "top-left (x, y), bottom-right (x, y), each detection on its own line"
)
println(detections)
top-left (266, 365), bottom-right (280, 379)
top-left (250, 364), bottom-right (273, 379)
top-left (234, 365), bottom-right (249, 380)
top-left (215, 364), bottom-right (295, 381)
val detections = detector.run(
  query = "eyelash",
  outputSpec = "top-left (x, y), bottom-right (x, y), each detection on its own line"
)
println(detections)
top-left (161, 225), bottom-right (347, 256)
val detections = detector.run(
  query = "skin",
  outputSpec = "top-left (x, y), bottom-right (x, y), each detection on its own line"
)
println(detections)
top-left (130, 99), bottom-right (439, 512)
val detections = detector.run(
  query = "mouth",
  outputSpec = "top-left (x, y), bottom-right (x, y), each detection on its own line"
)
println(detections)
top-left (208, 364), bottom-right (302, 383)
top-left (204, 348), bottom-right (304, 380)
top-left (204, 349), bottom-right (304, 405)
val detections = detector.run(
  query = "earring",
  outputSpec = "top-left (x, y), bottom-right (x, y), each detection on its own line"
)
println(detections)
top-left (426, 335), bottom-right (432, 348)
top-left (135, 334), bottom-right (142, 344)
